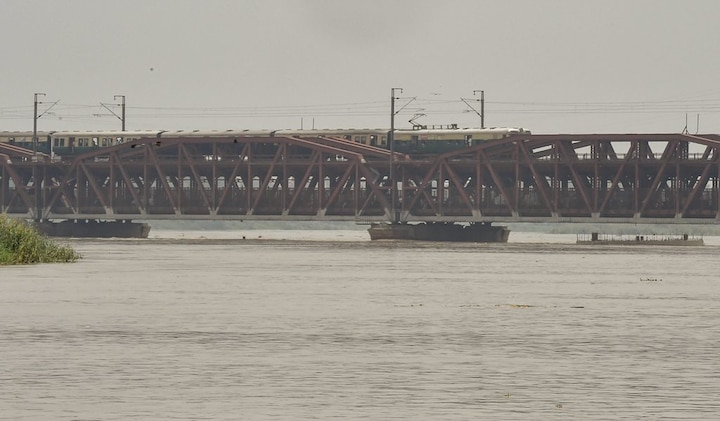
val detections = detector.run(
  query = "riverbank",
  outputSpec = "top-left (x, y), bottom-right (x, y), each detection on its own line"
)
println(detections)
top-left (0, 216), bottom-right (80, 265)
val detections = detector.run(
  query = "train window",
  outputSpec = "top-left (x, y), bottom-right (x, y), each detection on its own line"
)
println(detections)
top-left (92, 137), bottom-right (99, 146)
top-left (381, 136), bottom-right (387, 146)
top-left (116, 137), bottom-right (123, 144)
top-left (359, 136), bottom-right (367, 144)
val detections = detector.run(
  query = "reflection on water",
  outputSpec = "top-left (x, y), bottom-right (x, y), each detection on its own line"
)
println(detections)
top-left (1, 231), bottom-right (719, 420)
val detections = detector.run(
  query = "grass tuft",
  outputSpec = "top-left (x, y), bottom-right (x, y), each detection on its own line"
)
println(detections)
top-left (0, 215), bottom-right (80, 265)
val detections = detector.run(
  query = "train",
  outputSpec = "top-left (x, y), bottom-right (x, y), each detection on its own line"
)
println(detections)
top-left (0, 125), bottom-right (529, 157)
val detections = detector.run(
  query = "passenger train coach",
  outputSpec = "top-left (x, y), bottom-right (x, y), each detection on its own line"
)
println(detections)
top-left (0, 130), bottom-right (163, 156)
top-left (0, 126), bottom-right (529, 157)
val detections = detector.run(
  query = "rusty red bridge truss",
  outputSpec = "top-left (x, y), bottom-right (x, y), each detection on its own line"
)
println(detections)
top-left (2, 132), bottom-right (720, 225)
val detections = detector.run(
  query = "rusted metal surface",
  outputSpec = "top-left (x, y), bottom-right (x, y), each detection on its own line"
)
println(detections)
top-left (2, 133), bottom-right (720, 225)
top-left (1, 135), bottom-right (400, 221)
top-left (398, 133), bottom-right (720, 223)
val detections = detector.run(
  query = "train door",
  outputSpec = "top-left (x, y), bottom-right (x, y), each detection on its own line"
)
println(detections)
top-left (465, 134), bottom-right (473, 147)
top-left (52, 136), bottom-right (61, 156)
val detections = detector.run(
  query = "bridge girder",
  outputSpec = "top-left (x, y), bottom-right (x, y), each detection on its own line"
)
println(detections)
top-left (397, 133), bottom-right (720, 223)
top-left (2, 133), bottom-right (720, 225)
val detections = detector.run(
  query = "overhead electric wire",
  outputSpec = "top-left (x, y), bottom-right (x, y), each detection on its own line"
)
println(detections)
top-left (2, 96), bottom-right (720, 124)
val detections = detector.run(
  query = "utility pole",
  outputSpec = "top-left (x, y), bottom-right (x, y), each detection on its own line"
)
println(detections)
top-left (473, 89), bottom-right (485, 129)
top-left (115, 95), bottom-right (126, 131)
top-left (30, 93), bottom-right (59, 221)
top-left (32, 92), bottom-right (46, 222)
top-left (100, 95), bottom-right (126, 130)
top-left (390, 87), bottom-right (403, 223)
top-left (461, 90), bottom-right (486, 128)
top-left (33, 93), bottom-right (46, 155)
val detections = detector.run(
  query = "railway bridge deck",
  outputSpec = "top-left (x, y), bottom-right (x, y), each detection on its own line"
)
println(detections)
top-left (2, 132), bottom-right (720, 235)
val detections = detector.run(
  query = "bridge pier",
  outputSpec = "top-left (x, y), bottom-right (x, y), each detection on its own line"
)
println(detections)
top-left (368, 222), bottom-right (509, 242)
top-left (35, 219), bottom-right (151, 238)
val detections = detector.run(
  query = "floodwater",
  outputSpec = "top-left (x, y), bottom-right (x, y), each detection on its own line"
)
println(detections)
top-left (1, 230), bottom-right (719, 420)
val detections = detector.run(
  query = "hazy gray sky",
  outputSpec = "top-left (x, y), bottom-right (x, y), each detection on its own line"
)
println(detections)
top-left (2, 0), bottom-right (720, 133)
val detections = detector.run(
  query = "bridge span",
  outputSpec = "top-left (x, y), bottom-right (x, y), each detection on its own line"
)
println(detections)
top-left (2, 132), bottom-right (720, 233)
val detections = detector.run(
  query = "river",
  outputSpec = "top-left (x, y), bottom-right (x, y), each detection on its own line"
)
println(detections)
top-left (1, 230), bottom-right (719, 420)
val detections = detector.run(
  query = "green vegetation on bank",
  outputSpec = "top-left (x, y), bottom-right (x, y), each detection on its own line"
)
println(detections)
top-left (0, 215), bottom-right (80, 265)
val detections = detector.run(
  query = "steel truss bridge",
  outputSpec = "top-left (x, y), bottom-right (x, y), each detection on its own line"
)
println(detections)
top-left (3, 132), bottom-right (720, 225)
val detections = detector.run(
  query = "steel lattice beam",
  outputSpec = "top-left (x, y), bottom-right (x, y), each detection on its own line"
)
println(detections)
top-left (2, 133), bottom-right (720, 225)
